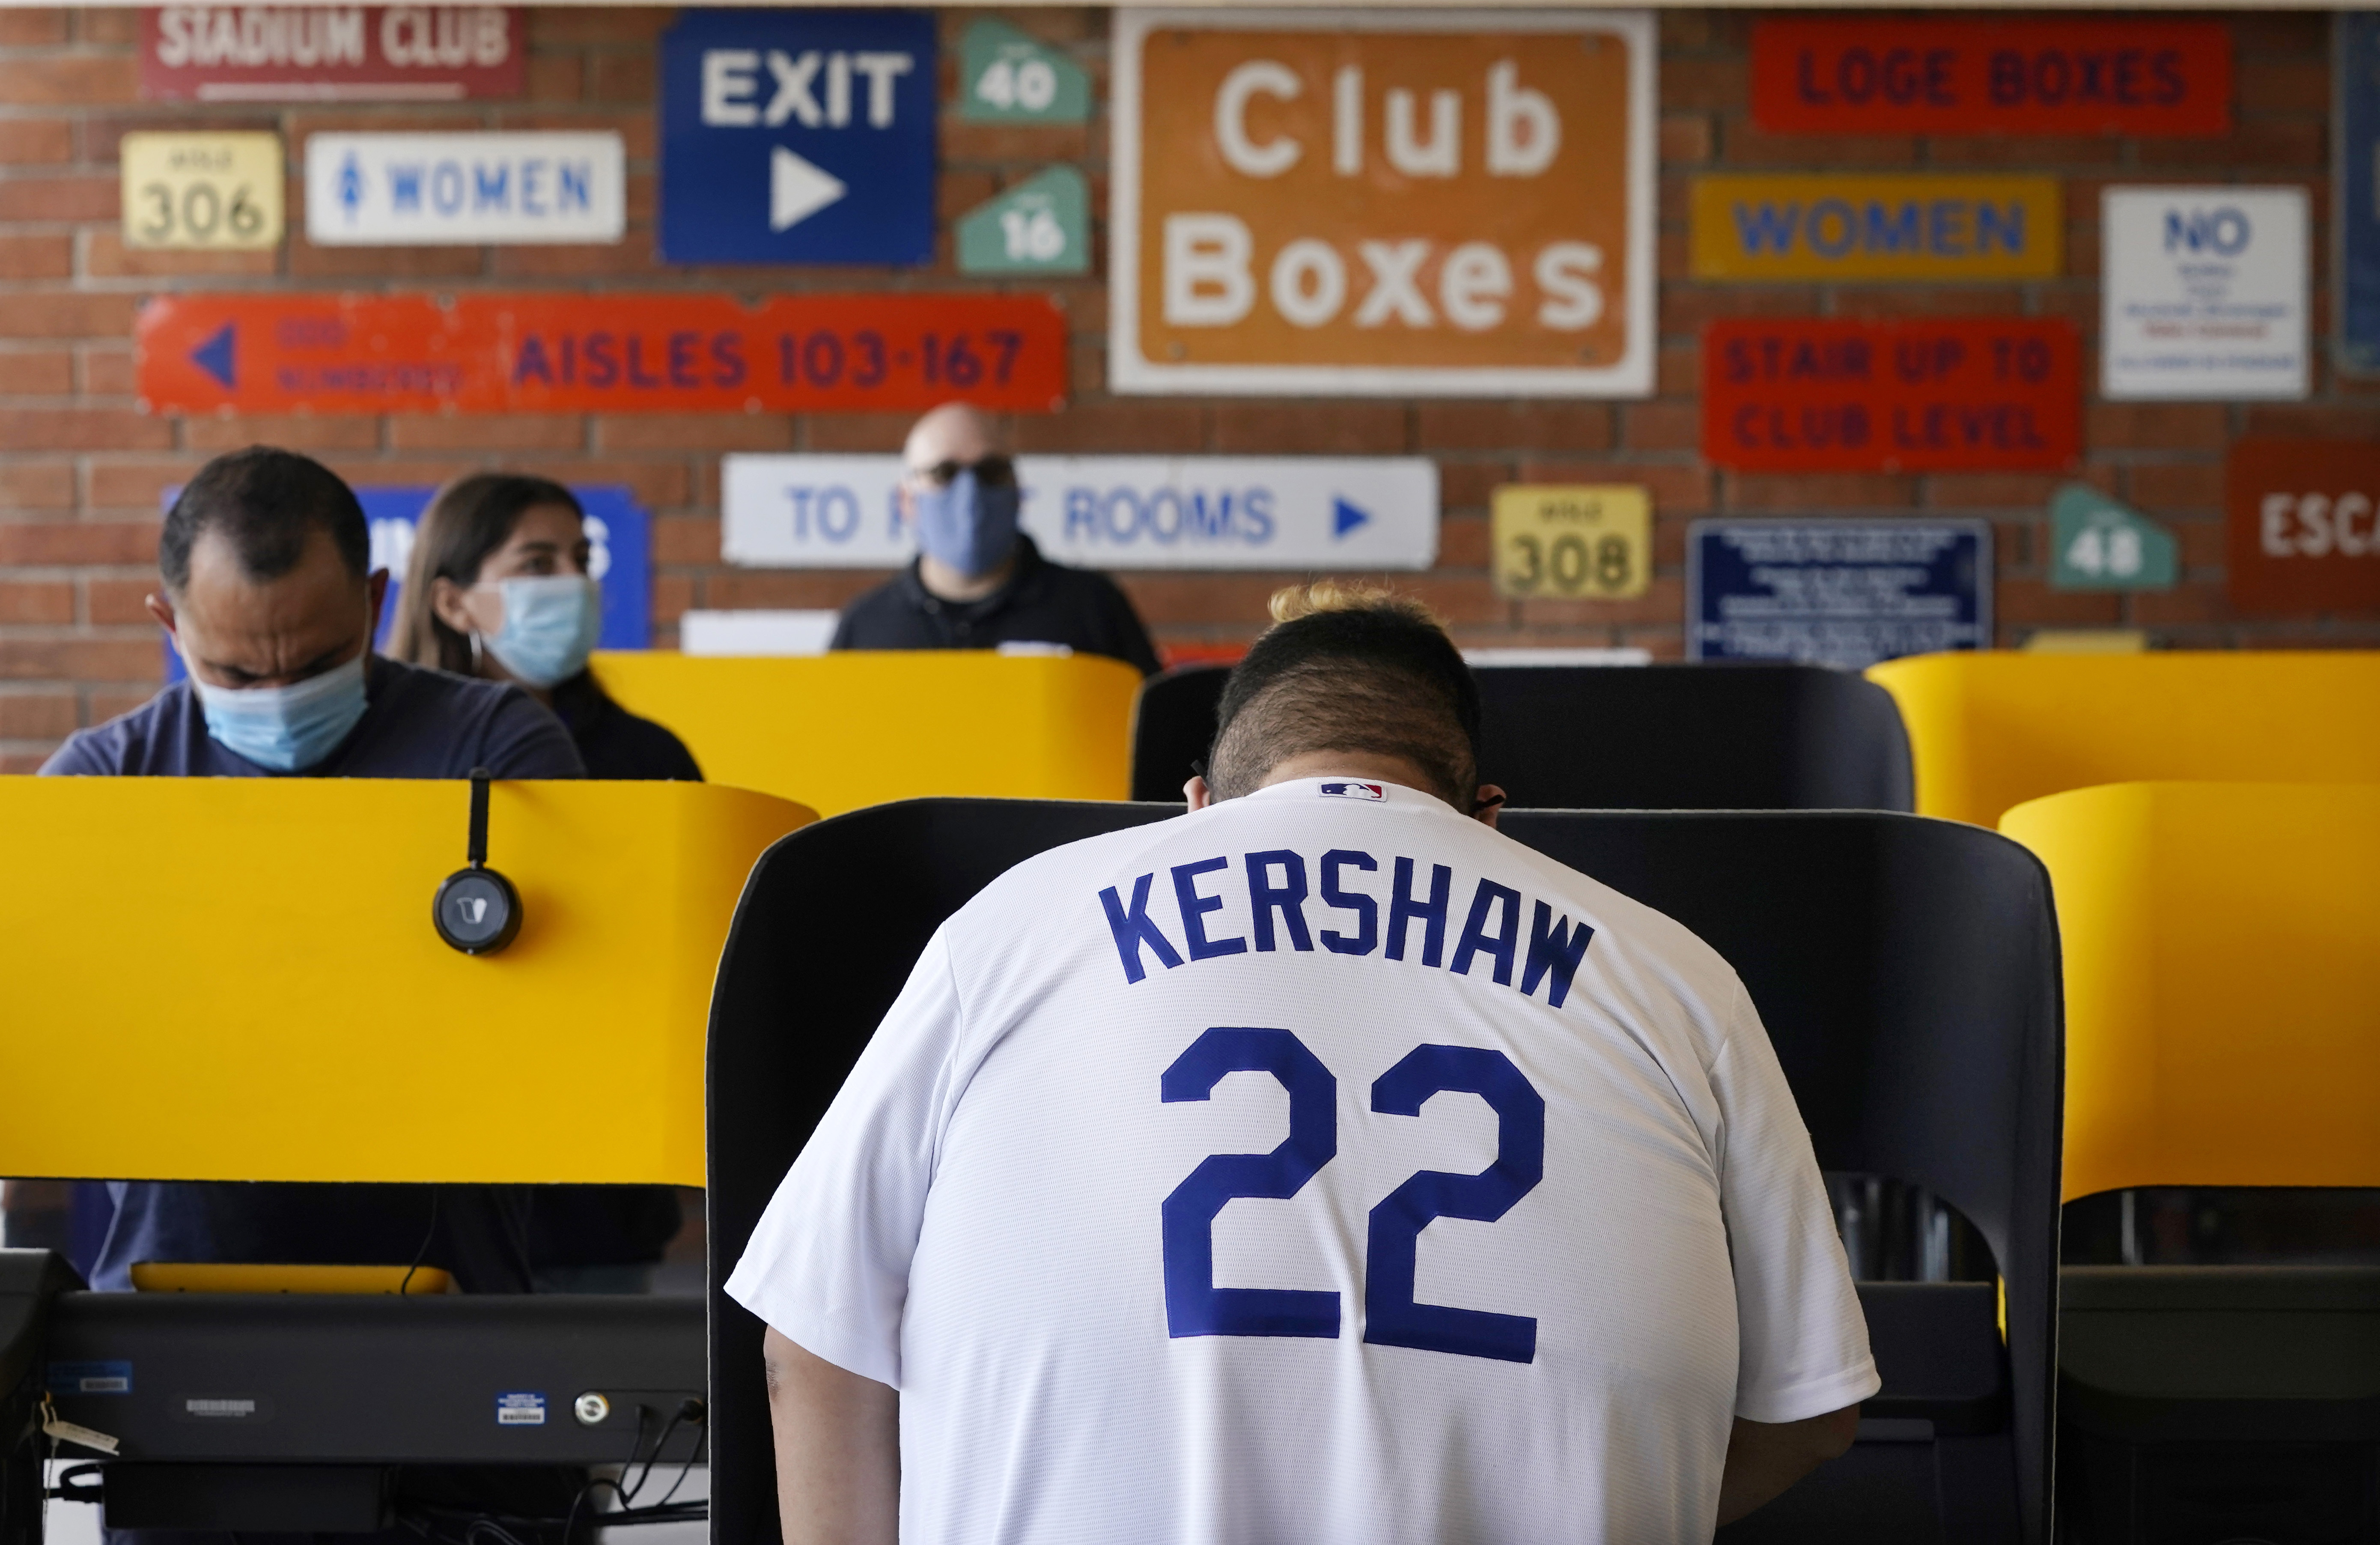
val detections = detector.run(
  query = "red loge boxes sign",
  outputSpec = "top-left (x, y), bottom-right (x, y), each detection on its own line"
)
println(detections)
top-left (1751, 18), bottom-right (2231, 137)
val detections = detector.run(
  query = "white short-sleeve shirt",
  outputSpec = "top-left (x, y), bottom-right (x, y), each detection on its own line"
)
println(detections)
top-left (727, 778), bottom-right (1877, 1544)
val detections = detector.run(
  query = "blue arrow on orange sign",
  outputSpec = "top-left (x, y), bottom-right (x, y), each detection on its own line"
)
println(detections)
top-left (191, 323), bottom-right (235, 388)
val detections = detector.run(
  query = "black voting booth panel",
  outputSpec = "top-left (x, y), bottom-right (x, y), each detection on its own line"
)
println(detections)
top-left (707, 800), bottom-right (2058, 1545)
top-left (1128, 662), bottom-right (1916, 810)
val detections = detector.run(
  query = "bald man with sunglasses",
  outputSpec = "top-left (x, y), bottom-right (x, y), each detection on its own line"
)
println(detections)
top-left (829, 403), bottom-right (1162, 675)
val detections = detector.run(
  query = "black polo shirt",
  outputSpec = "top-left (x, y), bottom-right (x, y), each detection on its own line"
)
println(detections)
top-left (830, 537), bottom-right (1162, 677)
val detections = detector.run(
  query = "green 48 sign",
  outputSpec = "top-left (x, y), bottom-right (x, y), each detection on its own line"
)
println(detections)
top-left (2049, 484), bottom-right (2178, 592)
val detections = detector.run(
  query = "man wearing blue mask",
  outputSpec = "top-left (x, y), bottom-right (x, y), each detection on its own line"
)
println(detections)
top-left (830, 402), bottom-right (1162, 675)
top-left (39, 445), bottom-right (584, 1298)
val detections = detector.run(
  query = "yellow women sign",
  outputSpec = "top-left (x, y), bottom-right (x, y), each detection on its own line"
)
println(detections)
top-left (1692, 175), bottom-right (2062, 281)
top-left (1111, 10), bottom-right (1655, 398)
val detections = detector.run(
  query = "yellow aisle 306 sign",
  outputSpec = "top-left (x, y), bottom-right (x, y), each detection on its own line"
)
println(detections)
top-left (121, 132), bottom-right (283, 251)
top-left (1492, 484), bottom-right (1650, 600)
top-left (1111, 9), bottom-right (1655, 398)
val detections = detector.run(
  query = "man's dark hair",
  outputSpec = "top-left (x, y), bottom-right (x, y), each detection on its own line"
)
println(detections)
top-left (159, 446), bottom-right (371, 594)
top-left (1206, 582), bottom-right (1482, 807)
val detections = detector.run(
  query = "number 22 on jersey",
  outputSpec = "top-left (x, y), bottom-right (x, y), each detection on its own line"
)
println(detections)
top-left (1160, 1026), bottom-right (1546, 1365)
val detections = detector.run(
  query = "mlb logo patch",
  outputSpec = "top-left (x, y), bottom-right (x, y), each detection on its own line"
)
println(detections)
top-left (1318, 781), bottom-right (1386, 801)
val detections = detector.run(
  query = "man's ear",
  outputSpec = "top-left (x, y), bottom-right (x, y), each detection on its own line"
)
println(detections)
top-left (1472, 784), bottom-right (1507, 830)
top-left (145, 591), bottom-right (177, 638)
top-left (1184, 774), bottom-right (1212, 811)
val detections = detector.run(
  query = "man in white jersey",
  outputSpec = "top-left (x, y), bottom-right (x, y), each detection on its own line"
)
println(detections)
top-left (729, 584), bottom-right (1877, 1543)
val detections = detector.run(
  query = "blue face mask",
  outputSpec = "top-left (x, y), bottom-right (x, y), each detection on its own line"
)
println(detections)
top-left (480, 575), bottom-right (602, 689)
top-left (189, 652), bottom-right (370, 773)
top-left (911, 469), bottom-right (1022, 580)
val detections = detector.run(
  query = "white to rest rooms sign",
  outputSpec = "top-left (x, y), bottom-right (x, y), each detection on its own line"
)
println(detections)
top-left (722, 456), bottom-right (1439, 571)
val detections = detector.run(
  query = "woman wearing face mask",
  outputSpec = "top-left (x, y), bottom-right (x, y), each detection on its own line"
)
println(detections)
top-left (390, 472), bottom-right (695, 1290)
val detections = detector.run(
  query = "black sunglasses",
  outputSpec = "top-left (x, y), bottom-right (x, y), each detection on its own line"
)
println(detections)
top-left (917, 454), bottom-right (1017, 489)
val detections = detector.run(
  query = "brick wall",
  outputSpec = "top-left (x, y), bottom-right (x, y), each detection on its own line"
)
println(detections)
top-left (0, 7), bottom-right (2370, 772)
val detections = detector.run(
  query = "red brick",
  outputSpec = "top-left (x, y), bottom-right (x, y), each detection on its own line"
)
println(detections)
top-left (87, 688), bottom-right (156, 722)
top-left (87, 461), bottom-right (197, 512)
top-left (2241, 405), bottom-right (2380, 439)
top-left (1662, 285), bottom-right (1821, 334)
top-left (650, 573), bottom-right (693, 623)
top-left (0, 580), bottom-right (71, 622)
top-left (1438, 515), bottom-right (1489, 569)
top-left (1923, 474), bottom-right (2071, 510)
top-left (1514, 577), bottom-right (1687, 629)
top-left (2236, 59), bottom-right (2329, 115)
top-left (1436, 460), bottom-right (1510, 510)
top-left (2172, 516), bottom-right (2227, 568)
top-left (701, 573), bottom-right (879, 610)
top-left (2087, 404), bottom-right (2228, 450)
top-left (2124, 462), bottom-right (2224, 513)
top-left (1621, 402), bottom-right (1698, 452)
top-left (81, 110), bottom-right (282, 163)
top-left (0, 638), bottom-right (163, 681)
top-left (1831, 289), bottom-right (2030, 319)
top-left (788, 410), bottom-right (901, 454)
top-left (1121, 574), bottom-right (1314, 629)
top-left (1927, 136), bottom-right (2126, 169)
top-left (0, 461), bottom-right (74, 511)
top-left (2128, 582), bottom-right (2234, 627)
top-left (0, 10), bottom-right (68, 45)
top-left (388, 415), bottom-right (586, 452)
top-left (85, 577), bottom-right (158, 625)
top-left (497, 110), bottom-right (655, 160)
top-left (1212, 404), bottom-right (1406, 455)
top-left (0, 232), bottom-right (70, 281)
top-left (2138, 122), bottom-right (2324, 168)
top-left (491, 238), bottom-right (667, 280)
top-left (0, 56), bottom-right (132, 106)
top-left (1996, 579), bottom-right (2124, 627)
top-left (651, 516), bottom-right (720, 566)
top-left (1660, 114), bottom-right (1711, 166)
top-left (1656, 342), bottom-right (1699, 397)
top-left (75, 7), bottom-right (138, 45)
top-left (0, 348), bottom-right (73, 395)
top-left (514, 458), bottom-right (691, 509)
top-left (0, 176), bottom-right (118, 223)
top-left (587, 51), bottom-right (655, 104)
top-left (528, 8), bottom-right (671, 45)
top-left (0, 690), bottom-right (75, 738)
top-left (287, 239), bottom-right (486, 280)
top-left (79, 346), bottom-right (134, 397)
top-left (1013, 403), bottom-right (1206, 454)
top-left (1726, 474), bottom-right (1918, 512)
top-left (1416, 403), bottom-right (1610, 453)
top-left (0, 119), bottom-right (71, 165)
top-left (83, 230), bottom-right (280, 279)
top-left (0, 407), bottom-right (171, 450)
top-left (184, 415), bottom-right (380, 453)
top-left (2231, 13), bottom-right (2327, 51)
top-left (1661, 57), bottom-right (1748, 112)
top-left (596, 414), bottom-right (793, 453)
top-left (0, 520), bottom-right (158, 565)
top-left (1722, 129), bottom-right (1919, 168)
top-left (0, 292), bottom-right (137, 339)
top-left (524, 53), bottom-right (585, 104)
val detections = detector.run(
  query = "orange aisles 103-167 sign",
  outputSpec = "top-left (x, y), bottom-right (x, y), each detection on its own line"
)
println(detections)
top-left (1111, 9), bottom-right (1655, 399)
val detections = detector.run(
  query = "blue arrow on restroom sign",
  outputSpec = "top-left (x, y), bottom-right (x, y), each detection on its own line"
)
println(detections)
top-left (191, 324), bottom-right (236, 389)
top-left (660, 9), bottom-right (935, 265)
top-left (1333, 498), bottom-right (1370, 538)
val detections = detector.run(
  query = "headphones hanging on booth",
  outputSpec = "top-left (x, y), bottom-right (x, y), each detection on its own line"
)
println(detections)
top-left (433, 768), bottom-right (522, 956)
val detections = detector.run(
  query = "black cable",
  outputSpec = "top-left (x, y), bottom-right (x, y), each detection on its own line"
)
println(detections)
top-left (401, 1187), bottom-right (442, 1297)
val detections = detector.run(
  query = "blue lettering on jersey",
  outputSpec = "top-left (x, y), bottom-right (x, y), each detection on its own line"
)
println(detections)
top-left (1099, 850), bottom-right (1596, 1007)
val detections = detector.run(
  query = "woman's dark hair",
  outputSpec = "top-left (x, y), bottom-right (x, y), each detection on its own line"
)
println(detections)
top-left (1207, 582), bottom-right (1482, 806)
top-left (388, 473), bottom-right (583, 675)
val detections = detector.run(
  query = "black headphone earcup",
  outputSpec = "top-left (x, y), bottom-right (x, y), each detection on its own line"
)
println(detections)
top-left (433, 867), bottom-right (522, 955)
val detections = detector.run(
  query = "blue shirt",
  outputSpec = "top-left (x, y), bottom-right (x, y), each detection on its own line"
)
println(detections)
top-left (42, 654), bottom-right (585, 780)
top-left (42, 655), bottom-right (586, 1293)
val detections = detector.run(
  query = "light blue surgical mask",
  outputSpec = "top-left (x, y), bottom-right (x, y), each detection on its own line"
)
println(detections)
top-left (911, 470), bottom-right (1022, 581)
top-left (189, 652), bottom-right (370, 773)
top-left (480, 575), bottom-right (602, 689)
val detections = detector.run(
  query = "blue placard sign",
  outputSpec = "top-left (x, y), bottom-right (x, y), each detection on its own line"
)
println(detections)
top-left (659, 8), bottom-right (935, 266)
top-left (1687, 518), bottom-right (1992, 669)
top-left (163, 485), bottom-right (649, 681)
top-left (2341, 14), bottom-right (2380, 376)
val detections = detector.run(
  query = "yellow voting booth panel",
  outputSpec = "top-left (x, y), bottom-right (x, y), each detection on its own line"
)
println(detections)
top-left (1868, 651), bottom-right (2380, 827)
top-left (2001, 783), bottom-right (2380, 1202)
top-left (0, 777), bottom-right (813, 1187)
top-left (592, 651), bottom-right (1139, 816)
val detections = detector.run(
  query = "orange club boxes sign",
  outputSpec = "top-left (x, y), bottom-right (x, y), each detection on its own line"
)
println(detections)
top-left (1110, 9), bottom-right (1656, 397)
top-left (1703, 318), bottom-right (2082, 473)
top-left (135, 292), bottom-right (1069, 414)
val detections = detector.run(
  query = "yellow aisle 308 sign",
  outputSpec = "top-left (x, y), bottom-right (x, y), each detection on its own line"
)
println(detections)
top-left (1111, 9), bottom-right (1655, 398)
top-left (120, 132), bottom-right (283, 251)
top-left (1492, 485), bottom-right (1651, 601)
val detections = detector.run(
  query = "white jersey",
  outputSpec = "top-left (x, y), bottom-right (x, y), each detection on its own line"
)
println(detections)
top-left (728, 778), bottom-right (1877, 1545)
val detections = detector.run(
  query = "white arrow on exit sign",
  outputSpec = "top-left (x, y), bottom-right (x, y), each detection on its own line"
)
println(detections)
top-left (770, 146), bottom-right (846, 232)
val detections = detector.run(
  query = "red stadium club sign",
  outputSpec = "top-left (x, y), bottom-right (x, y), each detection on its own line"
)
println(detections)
top-left (1751, 18), bottom-right (2230, 137)
top-left (1703, 317), bottom-right (2081, 474)
top-left (141, 6), bottom-right (525, 102)
top-left (135, 294), bottom-right (1070, 415)
top-left (2225, 440), bottom-right (2380, 616)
